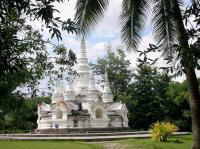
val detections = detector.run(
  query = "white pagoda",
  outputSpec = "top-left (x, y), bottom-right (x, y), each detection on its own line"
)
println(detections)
top-left (37, 38), bottom-right (128, 132)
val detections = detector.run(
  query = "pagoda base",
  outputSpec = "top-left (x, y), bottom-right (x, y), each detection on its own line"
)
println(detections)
top-left (35, 127), bottom-right (130, 134)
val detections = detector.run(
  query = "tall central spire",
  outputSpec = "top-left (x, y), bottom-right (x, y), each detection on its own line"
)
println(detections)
top-left (75, 37), bottom-right (90, 97)
top-left (79, 36), bottom-right (87, 58)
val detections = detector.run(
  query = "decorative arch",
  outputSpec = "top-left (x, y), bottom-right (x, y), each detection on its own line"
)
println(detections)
top-left (55, 108), bottom-right (63, 119)
top-left (95, 108), bottom-right (103, 118)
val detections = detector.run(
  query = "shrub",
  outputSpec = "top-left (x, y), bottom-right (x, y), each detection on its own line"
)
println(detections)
top-left (150, 121), bottom-right (178, 142)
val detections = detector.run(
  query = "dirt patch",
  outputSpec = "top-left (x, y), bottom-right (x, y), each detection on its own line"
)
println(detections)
top-left (89, 141), bottom-right (128, 149)
top-left (103, 142), bottom-right (127, 149)
top-left (89, 141), bottom-right (151, 149)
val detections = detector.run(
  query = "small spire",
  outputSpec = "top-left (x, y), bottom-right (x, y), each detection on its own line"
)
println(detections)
top-left (54, 79), bottom-right (63, 93)
top-left (64, 75), bottom-right (75, 101)
top-left (103, 70), bottom-right (111, 92)
top-left (52, 79), bottom-right (64, 103)
top-left (66, 75), bottom-right (74, 92)
top-left (88, 69), bottom-right (97, 101)
top-left (104, 71), bottom-right (109, 82)
top-left (89, 69), bottom-right (96, 91)
top-left (102, 70), bottom-right (113, 102)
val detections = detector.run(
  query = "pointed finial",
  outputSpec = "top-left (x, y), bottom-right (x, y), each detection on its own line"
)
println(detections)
top-left (80, 35), bottom-right (86, 50)
top-left (80, 34), bottom-right (85, 43)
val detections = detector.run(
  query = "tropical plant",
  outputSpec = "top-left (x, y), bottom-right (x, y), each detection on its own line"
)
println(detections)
top-left (74, 1), bottom-right (200, 148)
top-left (150, 121), bottom-right (178, 142)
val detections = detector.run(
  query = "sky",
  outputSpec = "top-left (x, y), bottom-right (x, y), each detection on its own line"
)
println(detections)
top-left (30, 0), bottom-right (199, 87)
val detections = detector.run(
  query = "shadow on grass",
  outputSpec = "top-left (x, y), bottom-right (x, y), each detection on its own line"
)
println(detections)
top-left (167, 139), bottom-right (183, 144)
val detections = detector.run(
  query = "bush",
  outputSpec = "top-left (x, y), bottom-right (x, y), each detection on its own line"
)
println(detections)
top-left (150, 121), bottom-right (178, 142)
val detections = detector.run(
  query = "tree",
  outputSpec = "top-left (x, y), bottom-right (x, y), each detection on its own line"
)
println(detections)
top-left (0, 0), bottom-right (78, 100)
top-left (0, 0), bottom-right (77, 40)
top-left (93, 46), bottom-right (171, 130)
top-left (0, 11), bottom-right (76, 130)
top-left (0, 0), bottom-right (78, 115)
top-left (123, 49), bottom-right (171, 129)
top-left (168, 1), bottom-right (200, 148)
top-left (166, 81), bottom-right (191, 131)
top-left (0, 0), bottom-right (78, 132)
top-left (74, 1), bottom-right (200, 148)
top-left (126, 64), bottom-right (170, 129)
top-left (0, 96), bottom-right (51, 132)
top-left (92, 47), bottom-right (133, 101)
top-left (0, 24), bottom-right (76, 130)
top-left (0, 0), bottom-right (77, 95)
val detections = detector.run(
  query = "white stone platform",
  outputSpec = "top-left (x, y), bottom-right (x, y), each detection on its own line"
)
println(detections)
top-left (0, 131), bottom-right (190, 141)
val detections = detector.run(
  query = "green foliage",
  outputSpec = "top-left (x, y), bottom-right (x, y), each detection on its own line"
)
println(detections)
top-left (0, 22), bottom-right (76, 95)
top-left (166, 81), bottom-right (191, 131)
top-left (150, 121), bottom-right (178, 142)
top-left (0, 0), bottom-right (77, 41)
top-left (0, 97), bottom-right (51, 131)
top-left (92, 45), bottom-right (193, 131)
top-left (120, 0), bottom-right (149, 49)
top-left (0, 82), bottom-right (23, 116)
top-left (152, 0), bottom-right (176, 55)
top-left (92, 47), bottom-right (133, 101)
top-left (0, 6), bottom-right (77, 128)
top-left (126, 64), bottom-right (171, 129)
top-left (74, 0), bottom-right (109, 36)
top-left (0, 22), bottom-right (76, 127)
top-left (0, 0), bottom-right (75, 132)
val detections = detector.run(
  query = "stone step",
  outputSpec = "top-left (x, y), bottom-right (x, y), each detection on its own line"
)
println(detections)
top-left (35, 127), bottom-right (131, 134)
top-left (0, 131), bottom-right (148, 137)
top-left (0, 132), bottom-right (190, 141)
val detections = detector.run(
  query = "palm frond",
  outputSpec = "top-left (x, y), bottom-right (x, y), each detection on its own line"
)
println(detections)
top-left (74, 0), bottom-right (109, 36)
top-left (120, 0), bottom-right (149, 51)
top-left (152, 0), bottom-right (177, 57)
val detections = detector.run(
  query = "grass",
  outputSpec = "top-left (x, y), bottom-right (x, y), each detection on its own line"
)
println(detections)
top-left (0, 140), bottom-right (103, 149)
top-left (0, 135), bottom-right (192, 149)
top-left (114, 135), bottom-right (192, 149)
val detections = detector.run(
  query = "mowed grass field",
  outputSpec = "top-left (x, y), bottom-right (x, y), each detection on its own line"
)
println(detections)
top-left (0, 140), bottom-right (103, 149)
top-left (0, 135), bottom-right (191, 149)
top-left (113, 135), bottom-right (192, 149)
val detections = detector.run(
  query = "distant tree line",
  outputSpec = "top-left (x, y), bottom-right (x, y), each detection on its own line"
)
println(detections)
top-left (0, 97), bottom-right (51, 133)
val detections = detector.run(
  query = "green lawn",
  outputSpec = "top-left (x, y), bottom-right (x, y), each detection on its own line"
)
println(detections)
top-left (0, 135), bottom-right (192, 149)
top-left (113, 135), bottom-right (192, 149)
top-left (0, 140), bottom-right (103, 149)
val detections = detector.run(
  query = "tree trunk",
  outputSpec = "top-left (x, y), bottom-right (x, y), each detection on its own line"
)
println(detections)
top-left (186, 68), bottom-right (200, 149)
top-left (170, 0), bottom-right (200, 149)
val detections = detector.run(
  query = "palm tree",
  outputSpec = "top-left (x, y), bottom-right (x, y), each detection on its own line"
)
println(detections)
top-left (74, 0), bottom-right (200, 148)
